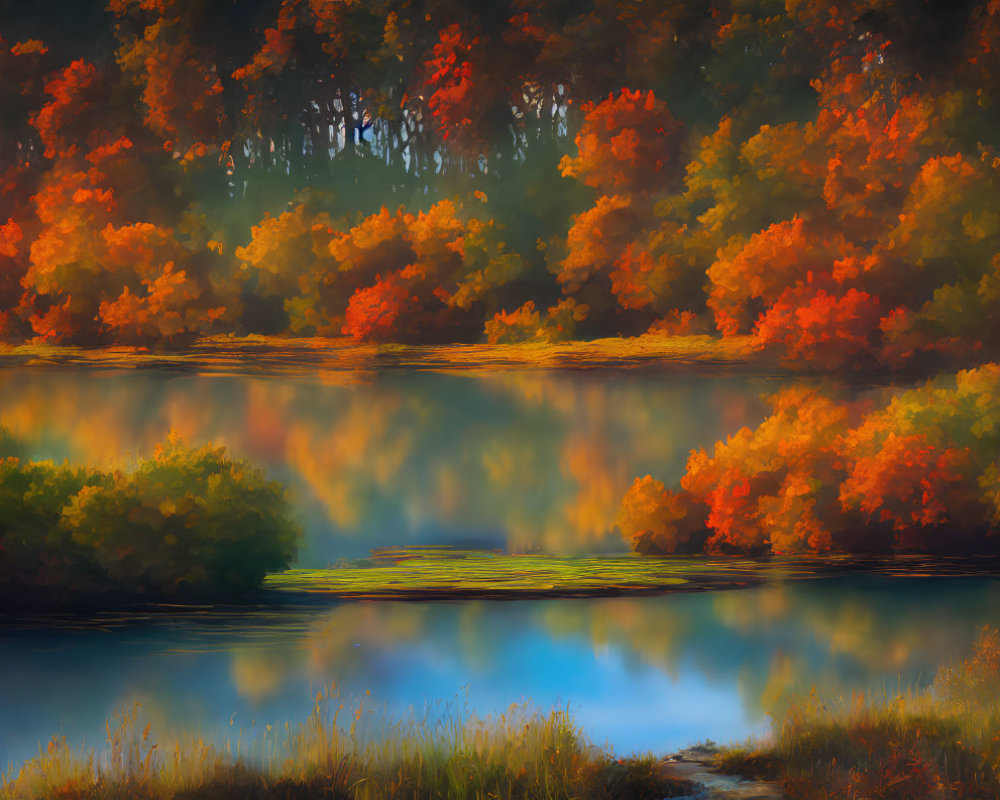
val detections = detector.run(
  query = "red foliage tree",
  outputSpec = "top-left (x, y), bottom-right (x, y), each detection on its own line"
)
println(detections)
top-left (754, 285), bottom-right (882, 369)
top-left (840, 434), bottom-right (981, 547)
top-left (707, 217), bottom-right (831, 335)
top-left (342, 272), bottom-right (419, 343)
top-left (422, 24), bottom-right (487, 154)
top-left (625, 365), bottom-right (1000, 556)
top-left (558, 88), bottom-right (684, 195)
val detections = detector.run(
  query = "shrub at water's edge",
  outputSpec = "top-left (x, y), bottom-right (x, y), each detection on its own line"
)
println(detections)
top-left (0, 433), bottom-right (300, 608)
top-left (718, 626), bottom-right (1000, 799)
top-left (620, 363), bottom-right (1000, 556)
top-left (0, 697), bottom-right (688, 800)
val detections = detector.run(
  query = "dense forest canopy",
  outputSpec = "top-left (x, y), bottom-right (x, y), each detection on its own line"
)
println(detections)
top-left (0, 0), bottom-right (997, 364)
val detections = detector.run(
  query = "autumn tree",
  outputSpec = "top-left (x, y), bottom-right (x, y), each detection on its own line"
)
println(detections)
top-left (551, 88), bottom-right (691, 332)
top-left (236, 198), bottom-right (528, 342)
top-left (622, 365), bottom-right (1000, 556)
top-left (110, 0), bottom-right (225, 161)
top-left (234, 201), bottom-right (341, 334)
top-left (16, 56), bottom-right (234, 346)
top-left (1, 0), bottom-right (999, 354)
top-left (340, 200), bottom-right (527, 342)
top-left (559, 88), bottom-right (684, 195)
top-left (617, 475), bottom-right (706, 554)
top-left (838, 364), bottom-right (1000, 549)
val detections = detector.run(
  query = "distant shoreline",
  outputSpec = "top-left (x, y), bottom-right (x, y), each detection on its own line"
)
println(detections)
top-left (7, 551), bottom-right (1000, 615)
top-left (0, 334), bottom-right (773, 375)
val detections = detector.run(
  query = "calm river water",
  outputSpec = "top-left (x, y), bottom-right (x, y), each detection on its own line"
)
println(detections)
top-left (3, 365), bottom-right (989, 769)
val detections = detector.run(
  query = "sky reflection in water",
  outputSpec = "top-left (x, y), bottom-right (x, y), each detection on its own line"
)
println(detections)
top-left (4, 578), bottom-right (1000, 768)
top-left (0, 366), bottom-right (786, 560)
top-left (0, 366), bottom-right (935, 770)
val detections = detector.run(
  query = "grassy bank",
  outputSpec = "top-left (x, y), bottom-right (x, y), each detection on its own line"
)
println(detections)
top-left (718, 626), bottom-right (1000, 799)
top-left (265, 549), bottom-right (696, 600)
top-left (263, 548), bottom-right (1000, 601)
top-left (1, 694), bottom-right (689, 800)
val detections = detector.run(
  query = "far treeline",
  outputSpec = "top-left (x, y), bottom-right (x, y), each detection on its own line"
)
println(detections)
top-left (0, 0), bottom-right (996, 368)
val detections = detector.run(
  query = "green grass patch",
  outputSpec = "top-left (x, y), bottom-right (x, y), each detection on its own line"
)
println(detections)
top-left (263, 549), bottom-right (1000, 601)
top-left (262, 549), bottom-right (752, 600)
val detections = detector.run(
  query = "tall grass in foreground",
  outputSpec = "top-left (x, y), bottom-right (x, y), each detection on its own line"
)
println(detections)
top-left (0, 689), bottom-right (678, 800)
top-left (720, 626), bottom-right (1000, 799)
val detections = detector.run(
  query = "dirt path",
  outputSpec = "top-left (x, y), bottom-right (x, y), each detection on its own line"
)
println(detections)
top-left (661, 748), bottom-right (786, 800)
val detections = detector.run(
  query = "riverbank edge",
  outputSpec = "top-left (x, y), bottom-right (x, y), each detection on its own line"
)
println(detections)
top-left (0, 333), bottom-right (771, 374)
top-left (662, 745), bottom-right (787, 799)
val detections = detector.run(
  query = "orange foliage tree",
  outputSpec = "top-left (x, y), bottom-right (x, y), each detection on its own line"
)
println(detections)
top-left (237, 199), bottom-right (527, 342)
top-left (559, 89), bottom-right (684, 194)
top-left (234, 203), bottom-right (341, 335)
top-left (340, 200), bottom-right (526, 342)
top-left (617, 475), bottom-right (706, 554)
top-left (14, 57), bottom-right (233, 346)
top-left (622, 364), bottom-right (1000, 555)
top-left (551, 89), bottom-right (690, 332)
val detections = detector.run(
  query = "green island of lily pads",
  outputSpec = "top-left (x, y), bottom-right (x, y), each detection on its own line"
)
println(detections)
top-left (261, 547), bottom-right (1000, 601)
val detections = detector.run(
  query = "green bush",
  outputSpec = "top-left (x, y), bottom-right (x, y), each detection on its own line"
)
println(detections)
top-left (0, 434), bottom-right (300, 607)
